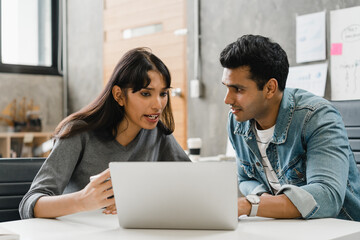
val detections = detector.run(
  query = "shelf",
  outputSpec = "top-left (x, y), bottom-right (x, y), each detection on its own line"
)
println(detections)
top-left (0, 132), bottom-right (53, 158)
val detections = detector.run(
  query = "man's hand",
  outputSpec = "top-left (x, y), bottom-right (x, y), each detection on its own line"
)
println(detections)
top-left (238, 197), bottom-right (251, 216)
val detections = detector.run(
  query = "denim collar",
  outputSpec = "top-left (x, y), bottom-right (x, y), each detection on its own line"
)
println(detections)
top-left (234, 89), bottom-right (295, 144)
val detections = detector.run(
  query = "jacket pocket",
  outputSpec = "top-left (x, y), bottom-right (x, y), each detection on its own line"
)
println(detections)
top-left (281, 154), bottom-right (306, 185)
top-left (239, 159), bottom-right (256, 178)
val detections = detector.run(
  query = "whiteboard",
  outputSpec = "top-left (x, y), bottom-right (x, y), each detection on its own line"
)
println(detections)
top-left (330, 6), bottom-right (360, 100)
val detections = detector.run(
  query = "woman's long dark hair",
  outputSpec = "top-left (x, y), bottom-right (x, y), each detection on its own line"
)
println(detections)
top-left (54, 47), bottom-right (174, 140)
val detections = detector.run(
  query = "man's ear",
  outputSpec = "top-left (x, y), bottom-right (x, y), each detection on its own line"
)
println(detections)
top-left (264, 78), bottom-right (278, 99)
top-left (112, 86), bottom-right (124, 106)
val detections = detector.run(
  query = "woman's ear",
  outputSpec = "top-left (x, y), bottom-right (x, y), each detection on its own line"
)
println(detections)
top-left (112, 86), bottom-right (124, 106)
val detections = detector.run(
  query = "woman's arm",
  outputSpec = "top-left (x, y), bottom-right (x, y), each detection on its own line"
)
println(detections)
top-left (34, 169), bottom-right (115, 218)
top-left (20, 132), bottom-right (114, 219)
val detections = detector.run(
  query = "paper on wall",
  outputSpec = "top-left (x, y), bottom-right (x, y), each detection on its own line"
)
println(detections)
top-left (296, 11), bottom-right (326, 63)
top-left (286, 63), bottom-right (328, 97)
top-left (330, 6), bottom-right (360, 100)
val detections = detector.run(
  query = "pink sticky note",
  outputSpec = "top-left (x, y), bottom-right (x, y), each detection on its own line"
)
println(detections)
top-left (331, 43), bottom-right (343, 55)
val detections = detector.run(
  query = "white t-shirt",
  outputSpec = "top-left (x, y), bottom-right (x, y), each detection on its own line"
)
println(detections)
top-left (254, 123), bottom-right (281, 194)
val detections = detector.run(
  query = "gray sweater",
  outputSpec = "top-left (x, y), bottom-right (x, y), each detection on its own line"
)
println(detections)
top-left (19, 126), bottom-right (190, 219)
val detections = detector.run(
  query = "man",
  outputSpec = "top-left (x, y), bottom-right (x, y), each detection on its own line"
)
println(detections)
top-left (220, 34), bottom-right (360, 221)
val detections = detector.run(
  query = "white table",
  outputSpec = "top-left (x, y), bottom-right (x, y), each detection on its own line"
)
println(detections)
top-left (1, 210), bottom-right (360, 240)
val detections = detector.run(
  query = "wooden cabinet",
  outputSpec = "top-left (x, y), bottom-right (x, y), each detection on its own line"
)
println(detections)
top-left (0, 132), bottom-right (53, 158)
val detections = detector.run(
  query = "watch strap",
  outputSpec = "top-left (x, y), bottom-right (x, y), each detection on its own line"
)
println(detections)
top-left (249, 202), bottom-right (259, 217)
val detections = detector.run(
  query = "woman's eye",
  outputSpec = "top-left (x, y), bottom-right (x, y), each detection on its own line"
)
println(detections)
top-left (160, 91), bottom-right (168, 97)
top-left (140, 92), bottom-right (150, 97)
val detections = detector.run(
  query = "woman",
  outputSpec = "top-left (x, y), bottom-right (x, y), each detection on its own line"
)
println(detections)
top-left (19, 48), bottom-right (190, 219)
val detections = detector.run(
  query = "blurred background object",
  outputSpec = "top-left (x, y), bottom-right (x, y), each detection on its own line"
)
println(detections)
top-left (0, 98), bottom-right (42, 132)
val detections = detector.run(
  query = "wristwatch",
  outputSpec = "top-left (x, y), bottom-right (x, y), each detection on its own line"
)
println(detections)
top-left (246, 194), bottom-right (260, 217)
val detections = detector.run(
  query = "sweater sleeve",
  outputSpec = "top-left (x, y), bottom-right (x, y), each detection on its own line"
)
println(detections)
top-left (19, 133), bottom-right (85, 219)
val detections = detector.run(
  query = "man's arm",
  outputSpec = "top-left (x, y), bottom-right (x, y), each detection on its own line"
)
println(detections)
top-left (227, 113), bottom-right (269, 196)
top-left (238, 193), bottom-right (301, 218)
top-left (238, 104), bottom-right (350, 219)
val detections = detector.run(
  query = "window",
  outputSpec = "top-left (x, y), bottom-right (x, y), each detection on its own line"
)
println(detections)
top-left (0, 0), bottom-right (61, 75)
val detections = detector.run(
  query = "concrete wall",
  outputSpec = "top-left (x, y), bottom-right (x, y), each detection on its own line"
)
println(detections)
top-left (186, 0), bottom-right (360, 156)
top-left (67, 0), bottom-right (103, 114)
top-left (0, 0), bottom-right (103, 132)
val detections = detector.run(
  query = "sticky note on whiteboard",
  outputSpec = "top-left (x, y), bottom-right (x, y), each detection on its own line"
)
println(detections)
top-left (331, 43), bottom-right (343, 55)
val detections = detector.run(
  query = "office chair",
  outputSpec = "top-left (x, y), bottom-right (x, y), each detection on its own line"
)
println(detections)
top-left (331, 100), bottom-right (360, 172)
top-left (0, 158), bottom-right (45, 222)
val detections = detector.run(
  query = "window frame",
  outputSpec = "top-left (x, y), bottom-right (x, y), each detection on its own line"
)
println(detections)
top-left (0, 0), bottom-right (61, 75)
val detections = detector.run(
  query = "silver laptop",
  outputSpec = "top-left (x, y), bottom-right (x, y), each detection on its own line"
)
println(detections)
top-left (109, 162), bottom-right (238, 230)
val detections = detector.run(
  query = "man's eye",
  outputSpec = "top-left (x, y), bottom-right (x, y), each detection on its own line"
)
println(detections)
top-left (236, 88), bottom-right (244, 93)
top-left (231, 87), bottom-right (240, 92)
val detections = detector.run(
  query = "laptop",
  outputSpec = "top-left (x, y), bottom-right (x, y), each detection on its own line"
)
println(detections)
top-left (109, 162), bottom-right (238, 230)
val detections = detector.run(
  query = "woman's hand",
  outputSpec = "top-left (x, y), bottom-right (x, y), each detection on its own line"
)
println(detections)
top-left (78, 168), bottom-right (115, 212)
top-left (103, 204), bottom-right (117, 214)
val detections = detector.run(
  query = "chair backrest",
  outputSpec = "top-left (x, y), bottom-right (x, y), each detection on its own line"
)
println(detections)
top-left (331, 100), bottom-right (360, 172)
top-left (0, 158), bottom-right (45, 222)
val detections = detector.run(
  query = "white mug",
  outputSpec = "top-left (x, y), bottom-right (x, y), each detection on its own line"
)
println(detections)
top-left (187, 138), bottom-right (202, 162)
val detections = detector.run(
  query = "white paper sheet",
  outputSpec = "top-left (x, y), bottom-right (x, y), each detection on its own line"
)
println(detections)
top-left (330, 6), bottom-right (360, 100)
top-left (286, 63), bottom-right (328, 97)
top-left (0, 226), bottom-right (19, 240)
top-left (296, 11), bottom-right (326, 63)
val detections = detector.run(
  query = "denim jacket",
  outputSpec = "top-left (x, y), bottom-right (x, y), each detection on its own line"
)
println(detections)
top-left (228, 88), bottom-right (360, 221)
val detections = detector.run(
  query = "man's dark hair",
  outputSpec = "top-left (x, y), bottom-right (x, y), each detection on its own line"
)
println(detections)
top-left (220, 35), bottom-right (289, 91)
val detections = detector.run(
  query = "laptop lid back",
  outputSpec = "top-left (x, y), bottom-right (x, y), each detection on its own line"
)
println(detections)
top-left (109, 162), bottom-right (238, 230)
